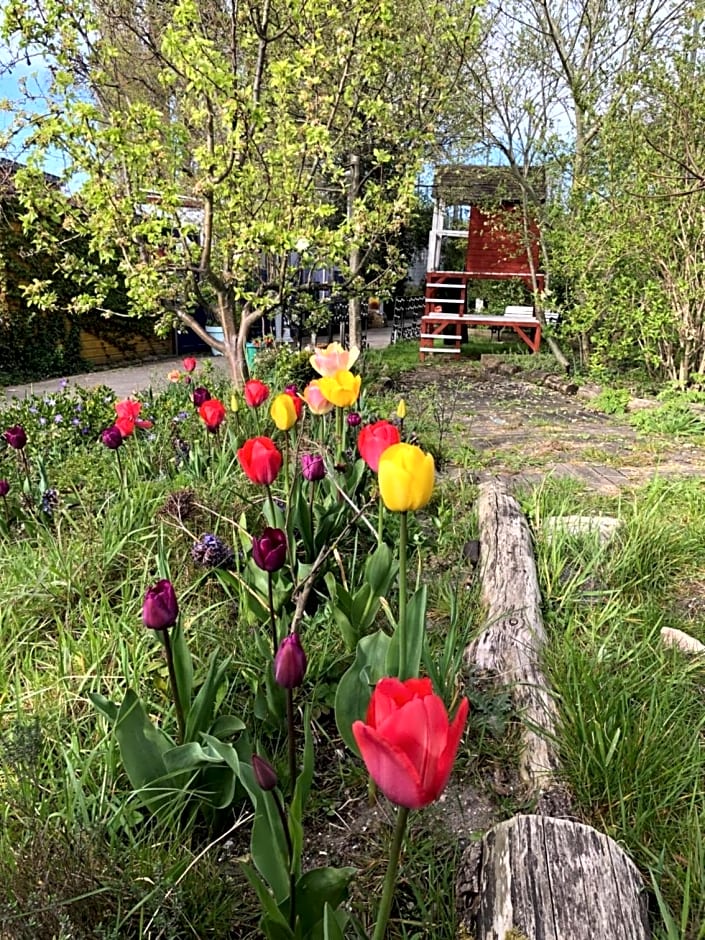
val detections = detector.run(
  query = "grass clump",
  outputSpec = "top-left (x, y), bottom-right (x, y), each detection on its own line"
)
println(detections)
top-left (527, 478), bottom-right (705, 937)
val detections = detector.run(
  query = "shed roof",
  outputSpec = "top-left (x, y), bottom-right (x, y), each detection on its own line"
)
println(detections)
top-left (433, 165), bottom-right (545, 205)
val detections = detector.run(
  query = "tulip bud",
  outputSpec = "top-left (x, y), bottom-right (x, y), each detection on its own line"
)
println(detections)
top-left (192, 386), bottom-right (211, 407)
top-left (252, 754), bottom-right (278, 791)
top-left (347, 412), bottom-right (361, 428)
top-left (300, 453), bottom-right (326, 482)
top-left (142, 579), bottom-right (179, 630)
top-left (101, 425), bottom-right (123, 450)
top-left (0, 479), bottom-right (9, 497)
top-left (230, 393), bottom-right (240, 413)
top-left (182, 357), bottom-right (197, 373)
top-left (4, 425), bottom-right (27, 450)
top-left (396, 399), bottom-right (407, 420)
top-left (273, 633), bottom-right (307, 688)
top-left (252, 527), bottom-right (288, 572)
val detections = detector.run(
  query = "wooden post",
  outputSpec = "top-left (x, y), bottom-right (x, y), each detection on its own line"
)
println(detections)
top-left (460, 814), bottom-right (651, 939)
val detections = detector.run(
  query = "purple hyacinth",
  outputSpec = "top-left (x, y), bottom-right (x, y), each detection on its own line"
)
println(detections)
top-left (191, 533), bottom-right (235, 569)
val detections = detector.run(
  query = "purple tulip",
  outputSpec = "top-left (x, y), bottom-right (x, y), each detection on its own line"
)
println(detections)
top-left (252, 755), bottom-right (278, 791)
top-left (252, 527), bottom-right (288, 573)
top-left (4, 425), bottom-right (27, 449)
top-left (273, 633), bottom-right (307, 689)
top-left (0, 480), bottom-right (8, 498)
top-left (142, 579), bottom-right (179, 630)
top-left (300, 452), bottom-right (326, 482)
top-left (192, 386), bottom-right (211, 407)
top-left (101, 425), bottom-right (123, 450)
top-left (347, 412), bottom-right (361, 428)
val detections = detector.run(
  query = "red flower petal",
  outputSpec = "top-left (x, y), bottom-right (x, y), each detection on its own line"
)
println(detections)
top-left (352, 722), bottom-right (427, 808)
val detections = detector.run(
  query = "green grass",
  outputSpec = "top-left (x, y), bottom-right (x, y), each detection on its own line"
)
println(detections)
top-left (526, 477), bottom-right (705, 937)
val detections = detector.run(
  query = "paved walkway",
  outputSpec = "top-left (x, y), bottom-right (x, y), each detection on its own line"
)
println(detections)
top-left (3, 328), bottom-right (393, 402)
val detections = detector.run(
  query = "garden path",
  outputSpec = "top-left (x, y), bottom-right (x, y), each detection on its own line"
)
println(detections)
top-left (394, 362), bottom-right (705, 495)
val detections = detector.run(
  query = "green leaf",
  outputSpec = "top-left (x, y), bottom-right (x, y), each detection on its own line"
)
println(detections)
top-left (113, 689), bottom-right (171, 812)
top-left (240, 762), bottom-right (291, 903)
top-left (209, 714), bottom-right (246, 738)
top-left (289, 706), bottom-right (315, 878)
top-left (184, 652), bottom-right (231, 742)
top-left (322, 903), bottom-right (347, 940)
top-left (163, 741), bottom-right (224, 772)
top-left (335, 630), bottom-right (391, 754)
top-left (240, 862), bottom-right (292, 935)
top-left (387, 584), bottom-right (427, 679)
top-left (170, 619), bottom-right (193, 713)
top-left (295, 867), bottom-right (356, 936)
top-left (87, 690), bottom-right (119, 723)
top-left (365, 542), bottom-right (396, 596)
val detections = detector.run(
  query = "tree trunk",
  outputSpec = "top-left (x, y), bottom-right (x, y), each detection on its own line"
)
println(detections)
top-left (457, 814), bottom-right (651, 939)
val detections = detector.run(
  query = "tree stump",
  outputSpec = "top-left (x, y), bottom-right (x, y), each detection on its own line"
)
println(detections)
top-left (466, 479), bottom-right (561, 801)
top-left (459, 814), bottom-right (651, 939)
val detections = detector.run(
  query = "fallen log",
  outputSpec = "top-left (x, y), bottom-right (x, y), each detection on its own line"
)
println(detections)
top-left (458, 814), bottom-right (651, 939)
top-left (466, 479), bottom-right (561, 802)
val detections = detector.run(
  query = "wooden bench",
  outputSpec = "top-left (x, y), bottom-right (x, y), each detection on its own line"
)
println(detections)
top-left (419, 306), bottom-right (542, 359)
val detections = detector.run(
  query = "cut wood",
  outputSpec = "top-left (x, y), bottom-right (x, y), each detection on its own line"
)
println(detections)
top-left (466, 480), bottom-right (561, 799)
top-left (458, 814), bottom-right (651, 940)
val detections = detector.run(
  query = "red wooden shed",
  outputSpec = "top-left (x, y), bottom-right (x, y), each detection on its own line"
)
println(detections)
top-left (420, 165), bottom-right (546, 358)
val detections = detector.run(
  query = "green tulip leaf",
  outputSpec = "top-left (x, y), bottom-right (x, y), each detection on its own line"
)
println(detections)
top-left (170, 619), bottom-right (193, 713)
top-left (323, 903), bottom-right (347, 940)
top-left (365, 542), bottom-right (396, 596)
top-left (387, 584), bottom-right (427, 679)
top-left (113, 689), bottom-right (171, 812)
top-left (240, 863), bottom-right (292, 936)
top-left (184, 653), bottom-right (231, 742)
top-left (163, 741), bottom-right (224, 772)
top-left (295, 868), bottom-right (356, 937)
top-left (240, 762), bottom-right (290, 903)
top-left (209, 714), bottom-right (246, 739)
top-left (88, 690), bottom-right (119, 723)
top-left (335, 630), bottom-right (391, 755)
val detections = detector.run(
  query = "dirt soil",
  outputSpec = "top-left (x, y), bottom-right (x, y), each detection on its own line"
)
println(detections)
top-left (393, 361), bottom-right (705, 493)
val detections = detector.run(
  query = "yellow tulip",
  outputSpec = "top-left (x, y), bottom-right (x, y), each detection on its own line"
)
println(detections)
top-left (318, 369), bottom-right (362, 408)
top-left (230, 392), bottom-right (240, 413)
top-left (378, 443), bottom-right (434, 512)
top-left (396, 399), bottom-right (407, 420)
top-left (310, 342), bottom-right (360, 377)
top-left (270, 393), bottom-right (298, 431)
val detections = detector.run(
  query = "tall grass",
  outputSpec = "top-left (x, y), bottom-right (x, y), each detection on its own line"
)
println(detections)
top-left (528, 477), bottom-right (705, 938)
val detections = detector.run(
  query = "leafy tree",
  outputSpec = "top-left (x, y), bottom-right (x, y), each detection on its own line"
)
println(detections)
top-left (2, 0), bottom-right (476, 384)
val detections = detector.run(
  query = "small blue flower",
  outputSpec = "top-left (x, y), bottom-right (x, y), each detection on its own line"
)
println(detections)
top-left (72, 418), bottom-right (80, 427)
top-left (59, 379), bottom-right (69, 389)
top-left (43, 397), bottom-right (55, 406)
top-left (29, 406), bottom-right (38, 414)
top-left (54, 415), bottom-right (63, 424)
top-left (39, 417), bottom-right (47, 426)
top-left (74, 403), bottom-right (83, 412)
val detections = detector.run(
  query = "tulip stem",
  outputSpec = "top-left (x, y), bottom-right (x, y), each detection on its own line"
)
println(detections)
top-left (286, 688), bottom-right (297, 791)
top-left (162, 627), bottom-right (186, 744)
top-left (267, 572), bottom-right (278, 656)
top-left (398, 511), bottom-right (408, 678)
top-left (372, 805), bottom-right (410, 940)
top-left (271, 788), bottom-right (296, 929)
top-left (265, 484), bottom-right (277, 525)
top-left (377, 497), bottom-right (384, 544)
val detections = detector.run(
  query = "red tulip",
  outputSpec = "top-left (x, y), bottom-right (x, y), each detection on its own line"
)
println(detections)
top-left (198, 398), bottom-right (226, 431)
top-left (244, 379), bottom-right (270, 408)
top-left (115, 399), bottom-right (153, 436)
top-left (182, 357), bottom-right (197, 373)
top-left (237, 436), bottom-right (282, 485)
top-left (357, 420), bottom-right (401, 472)
top-left (285, 386), bottom-right (303, 420)
top-left (352, 677), bottom-right (468, 809)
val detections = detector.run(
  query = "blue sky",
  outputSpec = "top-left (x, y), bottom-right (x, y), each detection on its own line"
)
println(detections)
top-left (0, 46), bottom-right (67, 175)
